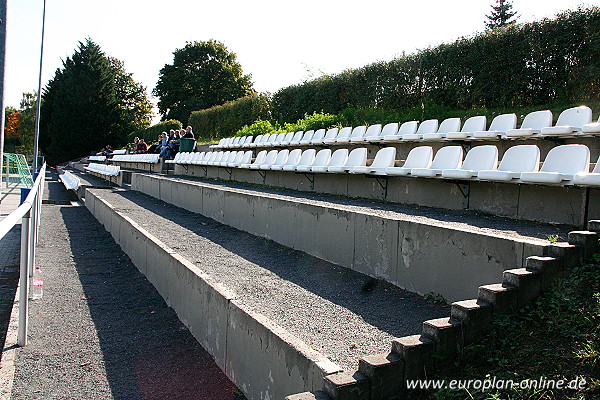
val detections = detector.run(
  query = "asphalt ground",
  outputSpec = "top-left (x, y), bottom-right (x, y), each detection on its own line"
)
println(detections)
top-left (8, 170), bottom-right (244, 400)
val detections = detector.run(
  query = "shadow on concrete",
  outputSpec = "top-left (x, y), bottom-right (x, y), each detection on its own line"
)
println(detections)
top-left (59, 204), bottom-right (244, 400)
top-left (116, 189), bottom-right (449, 340)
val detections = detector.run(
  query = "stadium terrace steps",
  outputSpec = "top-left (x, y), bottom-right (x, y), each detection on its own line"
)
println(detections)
top-left (130, 172), bottom-right (570, 302)
top-left (84, 188), bottom-right (449, 399)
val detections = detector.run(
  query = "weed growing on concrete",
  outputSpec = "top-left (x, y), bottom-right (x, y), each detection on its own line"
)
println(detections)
top-left (409, 256), bottom-right (600, 400)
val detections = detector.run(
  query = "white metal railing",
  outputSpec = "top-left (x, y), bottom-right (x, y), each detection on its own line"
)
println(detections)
top-left (0, 163), bottom-right (46, 346)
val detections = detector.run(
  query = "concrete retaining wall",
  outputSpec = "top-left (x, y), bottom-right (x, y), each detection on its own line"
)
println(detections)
top-left (85, 189), bottom-right (340, 400)
top-left (173, 164), bottom-right (599, 227)
top-left (132, 173), bottom-right (550, 302)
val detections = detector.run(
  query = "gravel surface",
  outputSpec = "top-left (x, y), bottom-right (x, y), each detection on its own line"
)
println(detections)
top-left (11, 174), bottom-right (243, 400)
top-left (164, 174), bottom-right (572, 242)
top-left (93, 188), bottom-right (450, 371)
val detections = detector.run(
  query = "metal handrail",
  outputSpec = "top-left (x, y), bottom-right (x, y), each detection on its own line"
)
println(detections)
top-left (0, 162), bottom-right (46, 346)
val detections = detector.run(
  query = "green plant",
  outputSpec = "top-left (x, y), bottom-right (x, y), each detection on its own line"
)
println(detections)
top-left (424, 292), bottom-right (448, 305)
top-left (547, 234), bottom-right (559, 243)
top-left (272, 6), bottom-right (600, 123)
top-left (235, 119), bottom-right (280, 137)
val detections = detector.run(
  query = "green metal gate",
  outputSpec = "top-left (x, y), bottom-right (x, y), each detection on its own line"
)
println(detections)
top-left (2, 153), bottom-right (33, 188)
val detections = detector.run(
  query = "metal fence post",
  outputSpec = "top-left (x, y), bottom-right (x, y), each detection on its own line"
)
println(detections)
top-left (18, 211), bottom-right (31, 347)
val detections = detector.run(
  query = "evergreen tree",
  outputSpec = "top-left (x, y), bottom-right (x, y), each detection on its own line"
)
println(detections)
top-left (40, 39), bottom-right (152, 164)
top-left (154, 40), bottom-right (254, 124)
top-left (485, 0), bottom-right (518, 29)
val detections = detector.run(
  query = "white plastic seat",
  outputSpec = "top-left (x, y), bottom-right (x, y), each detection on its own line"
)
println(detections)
top-left (410, 146), bottom-right (463, 177)
top-left (573, 156), bottom-right (600, 186)
top-left (254, 150), bottom-right (279, 170)
top-left (506, 110), bottom-right (552, 138)
top-left (520, 144), bottom-right (590, 184)
top-left (310, 128), bottom-right (332, 145)
top-left (582, 117), bottom-right (600, 134)
top-left (241, 150), bottom-right (267, 169)
top-left (264, 149), bottom-right (288, 169)
top-left (422, 117), bottom-right (462, 140)
top-left (202, 152), bottom-right (218, 165)
top-left (59, 171), bottom-right (81, 190)
top-left (313, 149), bottom-right (348, 173)
top-left (211, 152), bottom-right (225, 165)
top-left (210, 138), bottom-right (225, 149)
top-left (272, 149), bottom-right (302, 170)
top-left (339, 126), bottom-right (366, 143)
top-left (328, 148), bottom-right (367, 173)
top-left (233, 151), bottom-right (253, 167)
top-left (286, 149), bottom-right (316, 171)
top-left (241, 136), bottom-right (252, 147)
top-left (297, 149), bottom-right (330, 172)
top-left (290, 130), bottom-right (310, 145)
top-left (442, 145), bottom-right (498, 179)
top-left (264, 134), bottom-right (278, 146)
top-left (198, 152), bottom-right (213, 165)
top-left (474, 114), bottom-right (517, 139)
top-left (249, 135), bottom-right (264, 147)
top-left (352, 124), bottom-right (381, 143)
top-left (540, 106), bottom-right (592, 136)
top-left (190, 152), bottom-right (205, 165)
top-left (220, 151), bottom-right (238, 166)
top-left (165, 153), bottom-right (181, 164)
top-left (227, 137), bottom-right (239, 148)
top-left (88, 155), bottom-right (106, 162)
top-left (233, 137), bottom-right (245, 148)
top-left (280, 132), bottom-right (297, 146)
top-left (350, 147), bottom-right (396, 175)
top-left (373, 123), bottom-right (398, 142)
top-left (272, 133), bottom-right (287, 147)
top-left (211, 151), bottom-right (229, 166)
top-left (323, 127), bottom-right (349, 144)
top-left (385, 146), bottom-right (433, 176)
top-left (445, 116), bottom-right (487, 140)
top-left (381, 121), bottom-right (417, 142)
top-left (403, 119), bottom-right (438, 140)
top-left (298, 130), bottom-right (317, 145)
top-left (199, 152), bottom-right (213, 165)
top-left (477, 145), bottom-right (540, 182)
top-left (227, 151), bottom-right (244, 167)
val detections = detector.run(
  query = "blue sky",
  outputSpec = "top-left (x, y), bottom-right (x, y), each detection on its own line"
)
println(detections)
top-left (5, 0), bottom-right (596, 121)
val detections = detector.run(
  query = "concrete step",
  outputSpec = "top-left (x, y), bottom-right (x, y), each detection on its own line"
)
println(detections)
top-left (129, 172), bottom-right (568, 303)
top-left (84, 188), bottom-right (448, 400)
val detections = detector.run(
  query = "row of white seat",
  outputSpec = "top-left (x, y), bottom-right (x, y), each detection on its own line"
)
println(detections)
top-left (88, 155), bottom-right (107, 162)
top-left (59, 170), bottom-right (81, 190)
top-left (170, 144), bottom-right (600, 186)
top-left (112, 154), bottom-right (160, 164)
top-left (84, 163), bottom-right (120, 176)
top-left (211, 106), bottom-right (599, 149)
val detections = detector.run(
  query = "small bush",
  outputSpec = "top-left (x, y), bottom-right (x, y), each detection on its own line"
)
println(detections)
top-left (235, 120), bottom-right (280, 137)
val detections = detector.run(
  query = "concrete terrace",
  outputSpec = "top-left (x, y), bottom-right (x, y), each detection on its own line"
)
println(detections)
top-left (0, 170), bottom-right (245, 400)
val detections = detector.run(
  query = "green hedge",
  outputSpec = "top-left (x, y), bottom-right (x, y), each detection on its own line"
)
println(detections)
top-left (128, 119), bottom-right (182, 144)
top-left (273, 7), bottom-right (600, 123)
top-left (188, 93), bottom-right (271, 139)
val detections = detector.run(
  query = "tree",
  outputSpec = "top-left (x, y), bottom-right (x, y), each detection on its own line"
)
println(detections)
top-left (110, 58), bottom-right (153, 132)
top-left (153, 40), bottom-right (254, 124)
top-left (40, 39), bottom-right (152, 164)
top-left (485, 0), bottom-right (518, 29)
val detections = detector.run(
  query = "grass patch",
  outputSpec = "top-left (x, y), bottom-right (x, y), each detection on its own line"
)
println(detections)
top-left (409, 258), bottom-right (600, 400)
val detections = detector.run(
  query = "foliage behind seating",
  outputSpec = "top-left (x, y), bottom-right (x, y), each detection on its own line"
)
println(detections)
top-left (128, 119), bottom-right (183, 144)
top-left (272, 7), bottom-right (600, 123)
top-left (188, 93), bottom-right (271, 139)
